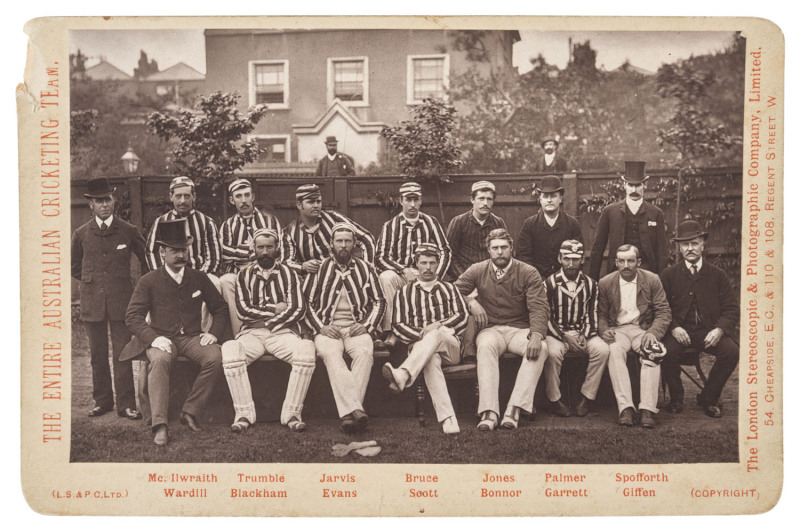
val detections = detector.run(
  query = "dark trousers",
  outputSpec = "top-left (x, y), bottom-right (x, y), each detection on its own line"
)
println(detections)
top-left (662, 326), bottom-right (739, 405)
top-left (84, 318), bottom-right (136, 412)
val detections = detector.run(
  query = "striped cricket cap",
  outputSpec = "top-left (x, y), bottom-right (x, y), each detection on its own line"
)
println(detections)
top-left (399, 182), bottom-right (422, 197)
top-left (296, 183), bottom-right (322, 201)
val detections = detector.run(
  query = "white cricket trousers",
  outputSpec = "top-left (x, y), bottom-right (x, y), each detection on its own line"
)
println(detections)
top-left (400, 329), bottom-right (461, 422)
top-left (606, 324), bottom-right (660, 413)
top-left (544, 335), bottom-right (610, 402)
top-left (314, 331), bottom-right (374, 418)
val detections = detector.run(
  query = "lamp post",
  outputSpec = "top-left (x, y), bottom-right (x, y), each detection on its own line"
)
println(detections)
top-left (121, 146), bottom-right (141, 175)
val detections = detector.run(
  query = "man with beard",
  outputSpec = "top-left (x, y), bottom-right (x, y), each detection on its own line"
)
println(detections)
top-left (382, 243), bottom-right (469, 435)
top-left (454, 229), bottom-right (549, 431)
top-left (305, 223), bottom-right (386, 434)
top-left (517, 175), bottom-right (584, 279)
top-left (533, 136), bottom-right (567, 173)
top-left (284, 183), bottom-right (375, 276)
top-left (122, 219), bottom-right (227, 446)
top-left (590, 161), bottom-right (668, 280)
top-left (220, 228), bottom-right (316, 433)
top-left (659, 220), bottom-right (739, 418)
top-left (315, 135), bottom-right (356, 177)
top-left (543, 240), bottom-right (609, 417)
top-left (71, 177), bottom-right (146, 420)
top-left (597, 245), bottom-right (671, 429)
top-left (219, 179), bottom-right (284, 336)
top-left (376, 182), bottom-right (452, 349)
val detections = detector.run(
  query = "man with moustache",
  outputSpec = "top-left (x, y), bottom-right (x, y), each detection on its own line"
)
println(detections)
top-left (305, 223), bottom-right (386, 434)
top-left (382, 243), bottom-right (469, 435)
top-left (454, 229), bottom-right (549, 431)
top-left (517, 175), bottom-right (584, 279)
top-left (71, 177), bottom-right (146, 420)
top-left (220, 228), bottom-right (316, 433)
top-left (315, 135), bottom-right (356, 177)
top-left (597, 245), bottom-right (671, 429)
top-left (219, 178), bottom-right (284, 336)
top-left (376, 182), bottom-right (452, 349)
top-left (543, 240), bottom-right (609, 417)
top-left (446, 180), bottom-right (507, 279)
top-left (284, 183), bottom-right (375, 276)
top-left (659, 220), bottom-right (739, 418)
top-left (122, 219), bottom-right (228, 446)
top-left (590, 161), bottom-right (668, 280)
top-left (533, 136), bottom-right (568, 173)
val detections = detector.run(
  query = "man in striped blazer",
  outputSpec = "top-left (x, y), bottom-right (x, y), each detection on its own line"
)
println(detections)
top-left (382, 243), bottom-right (469, 435)
top-left (376, 182), bottom-right (452, 348)
top-left (305, 223), bottom-right (386, 434)
top-left (220, 228), bottom-right (316, 433)
top-left (543, 240), bottom-right (609, 418)
top-left (283, 183), bottom-right (376, 276)
top-left (219, 178), bottom-right (285, 336)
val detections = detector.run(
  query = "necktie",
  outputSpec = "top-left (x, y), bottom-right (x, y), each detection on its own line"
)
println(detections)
top-left (100, 221), bottom-right (108, 231)
top-left (496, 268), bottom-right (505, 280)
top-left (691, 264), bottom-right (698, 276)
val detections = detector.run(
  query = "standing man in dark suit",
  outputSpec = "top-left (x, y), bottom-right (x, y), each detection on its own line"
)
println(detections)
top-left (659, 220), bottom-right (739, 418)
top-left (533, 136), bottom-right (568, 173)
top-left (122, 219), bottom-right (228, 446)
top-left (71, 177), bottom-right (145, 420)
top-left (590, 161), bottom-right (668, 280)
top-left (315, 135), bottom-right (356, 177)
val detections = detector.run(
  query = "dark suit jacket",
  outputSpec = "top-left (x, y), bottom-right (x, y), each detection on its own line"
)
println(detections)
top-left (659, 261), bottom-right (739, 337)
top-left (597, 269), bottom-right (671, 340)
top-left (71, 217), bottom-right (146, 322)
top-left (589, 199), bottom-right (668, 280)
top-left (120, 267), bottom-right (228, 361)
top-left (315, 152), bottom-right (355, 176)
top-left (533, 155), bottom-right (567, 173)
top-left (516, 211), bottom-right (583, 279)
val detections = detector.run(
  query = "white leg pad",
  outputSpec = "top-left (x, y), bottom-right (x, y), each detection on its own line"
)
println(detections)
top-left (222, 341), bottom-right (256, 424)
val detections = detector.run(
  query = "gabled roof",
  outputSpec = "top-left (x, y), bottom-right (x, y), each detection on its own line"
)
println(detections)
top-left (144, 62), bottom-right (205, 82)
top-left (84, 60), bottom-right (132, 81)
top-left (292, 99), bottom-right (387, 136)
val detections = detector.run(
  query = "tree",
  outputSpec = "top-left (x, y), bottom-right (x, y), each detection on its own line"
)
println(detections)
top-left (380, 98), bottom-right (464, 222)
top-left (133, 50), bottom-right (159, 80)
top-left (147, 91), bottom-right (269, 218)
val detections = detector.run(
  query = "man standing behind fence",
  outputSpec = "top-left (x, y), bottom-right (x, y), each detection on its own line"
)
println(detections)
top-left (284, 184), bottom-right (375, 276)
top-left (71, 177), bottom-right (146, 420)
top-left (590, 161), bottom-right (668, 280)
top-left (533, 136), bottom-right (568, 173)
top-left (305, 223), bottom-right (385, 434)
top-left (219, 178), bottom-right (284, 336)
top-left (315, 135), bottom-right (356, 177)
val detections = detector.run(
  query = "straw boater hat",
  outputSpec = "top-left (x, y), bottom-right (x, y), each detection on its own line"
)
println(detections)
top-left (84, 177), bottom-right (115, 199)
top-left (537, 175), bottom-right (564, 194)
top-left (155, 219), bottom-right (194, 249)
top-left (399, 182), bottom-right (422, 198)
top-left (621, 161), bottom-right (649, 185)
top-left (228, 178), bottom-right (252, 195)
top-left (295, 183), bottom-right (322, 201)
top-left (169, 176), bottom-right (196, 191)
top-left (672, 220), bottom-right (708, 242)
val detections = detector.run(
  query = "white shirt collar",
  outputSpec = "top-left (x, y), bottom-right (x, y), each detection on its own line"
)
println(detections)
top-left (491, 261), bottom-right (512, 276)
top-left (685, 258), bottom-right (703, 272)
top-left (619, 273), bottom-right (638, 286)
top-left (327, 152), bottom-right (337, 161)
top-left (625, 197), bottom-right (643, 215)
top-left (544, 212), bottom-right (559, 227)
top-left (95, 215), bottom-right (113, 228)
top-left (402, 214), bottom-right (420, 225)
top-left (544, 152), bottom-right (555, 164)
top-left (417, 279), bottom-right (439, 292)
top-left (165, 265), bottom-right (185, 284)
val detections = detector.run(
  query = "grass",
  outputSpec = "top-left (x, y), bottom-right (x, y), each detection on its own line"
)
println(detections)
top-left (70, 324), bottom-right (739, 464)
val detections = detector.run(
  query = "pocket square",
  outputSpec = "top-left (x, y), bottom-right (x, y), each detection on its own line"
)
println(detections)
top-left (116, 244), bottom-right (127, 249)
top-left (192, 290), bottom-right (201, 298)
top-left (648, 221), bottom-right (657, 226)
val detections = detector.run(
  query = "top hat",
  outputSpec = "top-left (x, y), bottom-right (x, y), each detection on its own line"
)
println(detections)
top-left (540, 136), bottom-right (559, 149)
top-left (84, 177), bottom-right (116, 199)
top-left (537, 175), bottom-right (564, 194)
top-left (672, 219), bottom-right (708, 242)
top-left (324, 136), bottom-right (338, 144)
top-left (155, 219), bottom-right (194, 249)
top-left (621, 161), bottom-right (649, 184)
top-left (399, 182), bottom-right (422, 198)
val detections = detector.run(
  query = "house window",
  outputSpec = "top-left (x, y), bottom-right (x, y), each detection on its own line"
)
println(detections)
top-left (249, 60), bottom-right (289, 108)
top-left (251, 135), bottom-right (291, 163)
top-left (327, 57), bottom-right (368, 106)
top-left (407, 54), bottom-right (449, 104)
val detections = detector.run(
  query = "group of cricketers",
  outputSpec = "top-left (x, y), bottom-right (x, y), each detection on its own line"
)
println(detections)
top-left (72, 160), bottom-right (740, 446)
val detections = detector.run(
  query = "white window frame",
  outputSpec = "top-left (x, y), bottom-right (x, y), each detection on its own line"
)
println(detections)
top-left (249, 60), bottom-right (289, 109)
top-left (327, 56), bottom-right (369, 107)
top-left (406, 54), bottom-right (450, 105)
top-left (249, 134), bottom-right (291, 164)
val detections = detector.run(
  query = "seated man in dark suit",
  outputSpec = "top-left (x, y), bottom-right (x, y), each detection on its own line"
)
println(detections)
top-left (659, 220), bottom-right (739, 417)
top-left (122, 219), bottom-right (228, 446)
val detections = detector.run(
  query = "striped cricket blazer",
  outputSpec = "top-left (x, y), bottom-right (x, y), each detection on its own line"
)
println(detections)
top-left (145, 209), bottom-right (221, 274)
top-left (392, 280), bottom-right (469, 344)
top-left (283, 210), bottom-right (376, 273)
top-left (544, 269), bottom-right (599, 340)
top-left (219, 208), bottom-right (285, 274)
top-left (234, 261), bottom-right (307, 334)
top-left (377, 212), bottom-right (452, 279)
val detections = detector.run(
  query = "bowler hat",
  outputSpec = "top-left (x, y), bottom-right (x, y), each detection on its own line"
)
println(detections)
top-left (672, 220), bottom-right (708, 242)
top-left (537, 175), bottom-right (564, 194)
top-left (325, 136), bottom-right (338, 144)
top-left (84, 177), bottom-right (115, 199)
top-left (540, 136), bottom-right (559, 149)
top-left (621, 161), bottom-right (649, 184)
top-left (155, 219), bottom-right (194, 249)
